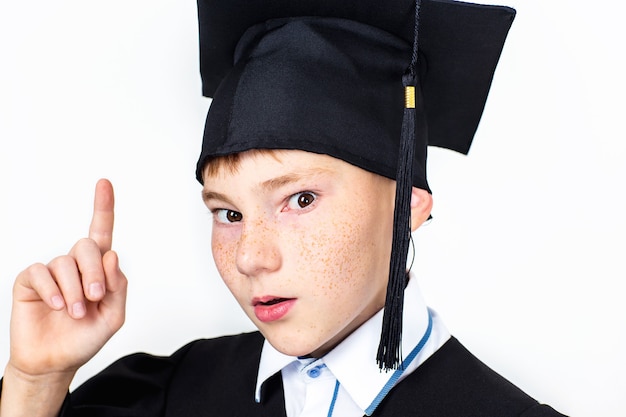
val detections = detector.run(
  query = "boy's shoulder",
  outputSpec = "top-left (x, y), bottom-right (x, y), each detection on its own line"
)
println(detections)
top-left (178, 330), bottom-right (265, 359)
top-left (374, 336), bottom-right (567, 416)
top-left (83, 331), bottom-right (265, 380)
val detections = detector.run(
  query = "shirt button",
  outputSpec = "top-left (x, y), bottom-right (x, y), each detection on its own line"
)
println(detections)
top-left (307, 366), bottom-right (322, 378)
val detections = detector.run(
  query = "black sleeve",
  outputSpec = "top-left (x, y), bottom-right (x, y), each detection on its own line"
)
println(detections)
top-left (0, 343), bottom-right (193, 417)
top-left (58, 341), bottom-right (198, 417)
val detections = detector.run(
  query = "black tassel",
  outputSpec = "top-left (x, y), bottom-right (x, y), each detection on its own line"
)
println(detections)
top-left (376, 0), bottom-right (422, 372)
top-left (376, 74), bottom-right (417, 371)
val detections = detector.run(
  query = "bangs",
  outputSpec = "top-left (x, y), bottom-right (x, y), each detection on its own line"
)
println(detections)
top-left (202, 149), bottom-right (283, 179)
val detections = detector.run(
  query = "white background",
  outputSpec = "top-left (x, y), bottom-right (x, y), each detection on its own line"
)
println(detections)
top-left (1, 0), bottom-right (624, 415)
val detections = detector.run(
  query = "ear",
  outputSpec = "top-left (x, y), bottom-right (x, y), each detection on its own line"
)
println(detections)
top-left (410, 187), bottom-right (433, 232)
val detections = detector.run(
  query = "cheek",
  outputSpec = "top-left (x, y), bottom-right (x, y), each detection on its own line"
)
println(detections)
top-left (312, 204), bottom-right (391, 297)
top-left (211, 229), bottom-right (238, 282)
top-left (294, 215), bottom-right (371, 294)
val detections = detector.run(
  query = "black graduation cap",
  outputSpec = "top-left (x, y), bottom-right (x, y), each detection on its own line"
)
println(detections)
top-left (195, 0), bottom-right (515, 370)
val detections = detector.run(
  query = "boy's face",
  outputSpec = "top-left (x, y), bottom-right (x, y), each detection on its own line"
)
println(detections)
top-left (202, 150), bottom-right (396, 357)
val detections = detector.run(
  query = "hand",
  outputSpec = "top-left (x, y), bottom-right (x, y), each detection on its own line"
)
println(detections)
top-left (7, 179), bottom-right (127, 379)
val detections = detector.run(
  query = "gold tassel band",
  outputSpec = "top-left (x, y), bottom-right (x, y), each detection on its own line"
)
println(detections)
top-left (405, 86), bottom-right (415, 109)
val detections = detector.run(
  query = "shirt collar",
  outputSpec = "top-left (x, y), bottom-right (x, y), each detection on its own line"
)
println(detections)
top-left (255, 274), bottom-right (436, 411)
top-left (255, 335), bottom-right (294, 402)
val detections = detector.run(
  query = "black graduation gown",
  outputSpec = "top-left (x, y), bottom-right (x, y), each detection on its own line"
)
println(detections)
top-left (0, 332), bottom-right (566, 416)
top-left (35, 332), bottom-right (565, 416)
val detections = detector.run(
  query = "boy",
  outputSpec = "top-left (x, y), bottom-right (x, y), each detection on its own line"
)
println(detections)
top-left (0, 0), bottom-right (566, 415)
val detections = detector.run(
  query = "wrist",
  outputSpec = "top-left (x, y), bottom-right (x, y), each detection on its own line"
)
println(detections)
top-left (1, 363), bottom-right (74, 417)
top-left (5, 361), bottom-right (75, 385)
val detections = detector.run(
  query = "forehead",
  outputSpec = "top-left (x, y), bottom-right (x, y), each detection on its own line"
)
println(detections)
top-left (202, 149), bottom-right (349, 182)
top-left (201, 149), bottom-right (391, 195)
top-left (202, 149), bottom-right (281, 179)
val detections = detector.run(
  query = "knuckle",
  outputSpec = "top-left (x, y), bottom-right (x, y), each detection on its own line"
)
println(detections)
top-left (15, 262), bottom-right (47, 289)
top-left (14, 263), bottom-right (59, 298)
top-left (20, 263), bottom-right (49, 284)
top-left (48, 255), bottom-right (76, 270)
top-left (74, 237), bottom-right (99, 252)
top-left (79, 237), bottom-right (98, 246)
top-left (25, 262), bottom-right (48, 276)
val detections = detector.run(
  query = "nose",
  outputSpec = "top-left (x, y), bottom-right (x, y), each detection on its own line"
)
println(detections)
top-left (236, 220), bottom-right (282, 277)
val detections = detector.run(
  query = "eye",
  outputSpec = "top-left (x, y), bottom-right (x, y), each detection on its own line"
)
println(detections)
top-left (214, 209), bottom-right (243, 224)
top-left (287, 191), bottom-right (317, 210)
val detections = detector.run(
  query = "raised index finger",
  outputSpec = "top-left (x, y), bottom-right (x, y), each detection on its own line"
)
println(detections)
top-left (88, 178), bottom-right (115, 254)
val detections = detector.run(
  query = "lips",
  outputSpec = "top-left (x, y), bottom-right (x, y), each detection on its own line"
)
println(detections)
top-left (253, 296), bottom-right (296, 323)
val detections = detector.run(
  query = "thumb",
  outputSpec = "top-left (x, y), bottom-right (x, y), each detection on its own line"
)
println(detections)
top-left (100, 250), bottom-right (127, 332)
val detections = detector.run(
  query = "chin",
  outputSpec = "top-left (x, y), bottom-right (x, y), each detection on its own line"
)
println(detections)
top-left (262, 332), bottom-right (330, 358)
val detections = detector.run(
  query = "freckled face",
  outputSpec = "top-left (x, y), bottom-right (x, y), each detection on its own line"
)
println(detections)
top-left (203, 150), bottom-right (396, 357)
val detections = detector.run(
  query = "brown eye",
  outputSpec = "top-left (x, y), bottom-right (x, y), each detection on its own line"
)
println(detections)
top-left (297, 192), bottom-right (316, 208)
top-left (287, 191), bottom-right (317, 210)
top-left (215, 209), bottom-right (243, 223)
top-left (226, 210), bottom-right (243, 222)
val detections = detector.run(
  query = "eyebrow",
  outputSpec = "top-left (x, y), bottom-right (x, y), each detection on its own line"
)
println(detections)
top-left (258, 167), bottom-right (333, 192)
top-left (258, 174), bottom-right (299, 192)
top-left (202, 167), bottom-right (335, 204)
top-left (201, 190), bottom-right (235, 205)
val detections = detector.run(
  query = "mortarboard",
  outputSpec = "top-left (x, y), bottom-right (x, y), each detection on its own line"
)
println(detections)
top-left (195, 0), bottom-right (515, 370)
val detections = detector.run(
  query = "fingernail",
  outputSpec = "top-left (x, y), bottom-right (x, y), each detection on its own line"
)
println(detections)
top-left (72, 302), bottom-right (86, 318)
top-left (89, 283), bottom-right (104, 299)
top-left (51, 295), bottom-right (65, 309)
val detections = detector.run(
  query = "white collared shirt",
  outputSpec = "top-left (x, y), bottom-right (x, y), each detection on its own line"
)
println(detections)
top-left (254, 275), bottom-right (450, 417)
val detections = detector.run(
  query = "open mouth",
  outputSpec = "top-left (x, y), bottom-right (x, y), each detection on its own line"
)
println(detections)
top-left (253, 295), bottom-right (292, 306)
top-left (257, 297), bottom-right (290, 306)
top-left (253, 297), bottom-right (296, 322)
